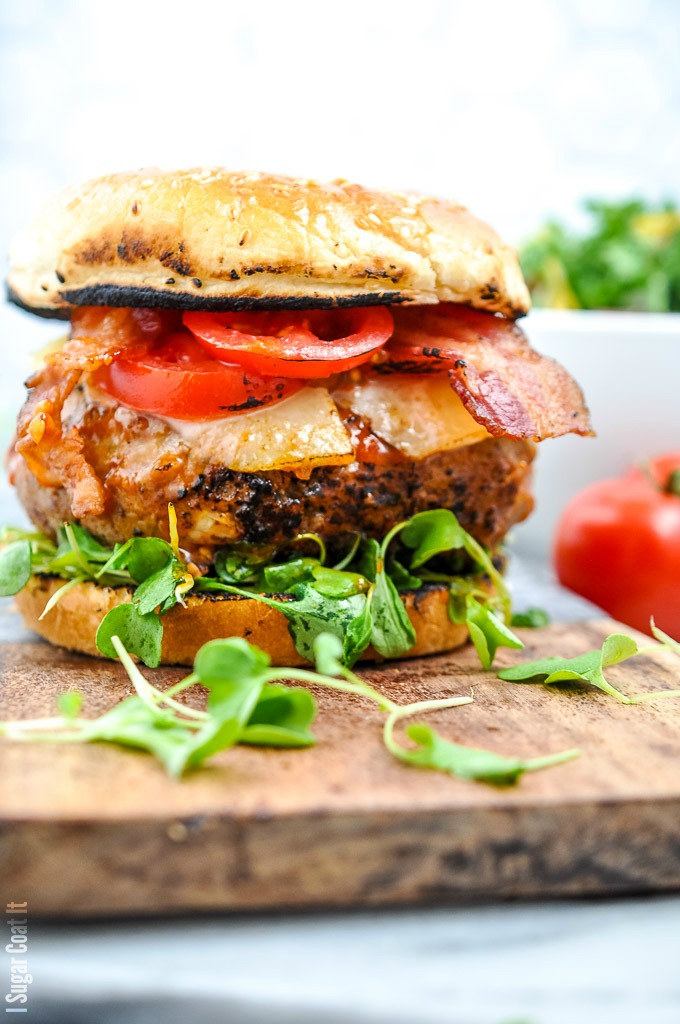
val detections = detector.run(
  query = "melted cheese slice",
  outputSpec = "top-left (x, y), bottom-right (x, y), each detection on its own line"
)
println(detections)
top-left (334, 374), bottom-right (490, 458)
top-left (163, 386), bottom-right (354, 475)
top-left (80, 373), bottom-right (486, 475)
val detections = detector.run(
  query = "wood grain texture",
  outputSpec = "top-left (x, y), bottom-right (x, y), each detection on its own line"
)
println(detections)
top-left (1, 609), bottom-right (680, 917)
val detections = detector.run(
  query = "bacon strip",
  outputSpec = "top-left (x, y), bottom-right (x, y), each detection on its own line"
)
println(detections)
top-left (380, 304), bottom-right (593, 442)
top-left (15, 365), bottom-right (105, 516)
top-left (15, 307), bottom-right (172, 518)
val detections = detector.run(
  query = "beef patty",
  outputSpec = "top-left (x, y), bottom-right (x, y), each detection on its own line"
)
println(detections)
top-left (13, 388), bottom-right (536, 565)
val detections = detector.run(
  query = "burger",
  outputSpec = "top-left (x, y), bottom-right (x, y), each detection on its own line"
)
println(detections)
top-left (3, 169), bottom-right (591, 668)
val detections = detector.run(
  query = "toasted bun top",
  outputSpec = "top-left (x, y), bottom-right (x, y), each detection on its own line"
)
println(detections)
top-left (7, 168), bottom-right (530, 320)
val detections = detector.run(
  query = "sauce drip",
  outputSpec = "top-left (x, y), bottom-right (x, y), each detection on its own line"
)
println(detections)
top-left (339, 409), bottom-right (407, 465)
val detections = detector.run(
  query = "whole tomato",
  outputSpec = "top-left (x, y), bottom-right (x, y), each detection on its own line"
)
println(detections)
top-left (554, 453), bottom-right (680, 636)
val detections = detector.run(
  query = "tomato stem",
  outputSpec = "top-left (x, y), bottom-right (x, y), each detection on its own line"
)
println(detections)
top-left (663, 468), bottom-right (680, 497)
top-left (638, 459), bottom-right (680, 497)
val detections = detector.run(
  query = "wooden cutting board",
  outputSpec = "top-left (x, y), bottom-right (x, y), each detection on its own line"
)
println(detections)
top-left (1, 606), bottom-right (680, 917)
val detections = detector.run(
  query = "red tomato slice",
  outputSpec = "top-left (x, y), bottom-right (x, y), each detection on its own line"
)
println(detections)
top-left (183, 306), bottom-right (394, 378)
top-left (93, 333), bottom-right (302, 420)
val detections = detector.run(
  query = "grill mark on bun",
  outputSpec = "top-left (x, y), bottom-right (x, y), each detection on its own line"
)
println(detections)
top-left (116, 233), bottom-right (154, 263)
top-left (13, 283), bottom-right (409, 315)
top-left (75, 238), bottom-right (116, 265)
top-left (158, 248), bottom-right (193, 276)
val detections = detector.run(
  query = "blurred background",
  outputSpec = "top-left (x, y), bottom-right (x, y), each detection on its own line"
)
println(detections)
top-left (1, 0), bottom-right (680, 556)
top-left (3, 0), bottom-right (680, 248)
top-left (2, 4), bottom-right (680, 1022)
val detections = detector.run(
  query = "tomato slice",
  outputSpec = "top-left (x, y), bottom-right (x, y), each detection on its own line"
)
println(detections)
top-left (183, 306), bottom-right (394, 378)
top-left (93, 332), bottom-right (302, 420)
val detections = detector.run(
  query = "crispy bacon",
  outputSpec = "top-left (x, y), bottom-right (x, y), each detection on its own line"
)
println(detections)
top-left (378, 304), bottom-right (593, 442)
top-left (15, 308), bottom-right (173, 518)
top-left (15, 365), bottom-right (104, 516)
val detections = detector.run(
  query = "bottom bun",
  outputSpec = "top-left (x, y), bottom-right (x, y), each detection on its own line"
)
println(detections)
top-left (15, 575), bottom-right (479, 666)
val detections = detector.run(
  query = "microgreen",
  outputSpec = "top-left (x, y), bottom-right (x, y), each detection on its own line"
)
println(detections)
top-left (383, 720), bottom-right (579, 785)
top-left (400, 508), bottom-right (469, 567)
top-left (0, 634), bottom-right (317, 776)
top-left (126, 537), bottom-right (177, 583)
top-left (308, 633), bottom-right (577, 786)
top-left (96, 603), bottom-right (164, 667)
top-left (240, 684), bottom-right (316, 747)
top-left (0, 516), bottom-right (197, 668)
top-left (498, 631), bottom-right (680, 704)
top-left (0, 505), bottom-right (522, 669)
top-left (0, 540), bottom-right (32, 597)
top-left (395, 508), bottom-right (512, 618)
top-left (465, 595), bottom-right (524, 670)
top-left (377, 510), bottom-right (523, 664)
top-left (369, 571), bottom-right (417, 658)
top-left (56, 691), bottom-right (83, 720)
top-left (0, 630), bottom-right (578, 784)
top-left (511, 608), bottom-right (551, 628)
top-left (384, 555), bottom-right (422, 590)
top-left (214, 545), bottom-right (272, 585)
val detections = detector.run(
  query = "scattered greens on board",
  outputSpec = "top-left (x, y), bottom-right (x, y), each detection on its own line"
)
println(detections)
top-left (520, 198), bottom-right (680, 312)
top-left (498, 623), bottom-right (680, 705)
top-left (4, 620), bottom-right (679, 782)
top-left (0, 631), bottom-right (579, 784)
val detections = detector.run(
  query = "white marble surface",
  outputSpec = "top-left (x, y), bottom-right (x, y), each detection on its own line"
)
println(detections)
top-left (25, 896), bottom-right (680, 1024)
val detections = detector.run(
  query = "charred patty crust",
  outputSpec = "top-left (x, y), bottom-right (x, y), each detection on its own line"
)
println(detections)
top-left (13, 387), bottom-right (535, 564)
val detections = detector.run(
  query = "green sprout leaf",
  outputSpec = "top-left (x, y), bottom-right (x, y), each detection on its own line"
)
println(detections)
top-left (194, 637), bottom-right (271, 686)
top-left (0, 541), bottom-right (32, 597)
top-left (57, 691), bottom-right (83, 720)
top-left (96, 603), bottom-right (164, 667)
top-left (169, 713), bottom-right (246, 776)
top-left (357, 535), bottom-right (415, 660)
top-left (214, 546), bottom-right (272, 585)
top-left (389, 722), bottom-right (579, 785)
top-left (385, 556), bottom-right (422, 591)
top-left (263, 557), bottom-right (316, 591)
top-left (0, 626), bottom-right (580, 787)
top-left (133, 560), bottom-right (178, 615)
top-left (126, 537), bottom-right (176, 583)
top-left (312, 632), bottom-right (345, 677)
top-left (370, 571), bottom-right (416, 658)
top-left (343, 600), bottom-right (373, 666)
top-left (240, 684), bottom-right (316, 747)
top-left (400, 509), bottom-right (468, 567)
top-left (310, 566), bottom-right (369, 598)
top-left (195, 643), bottom-right (271, 756)
top-left (357, 536), bottom-right (379, 581)
top-left (650, 619), bottom-right (680, 655)
top-left (204, 508), bottom-right (518, 671)
top-left (83, 697), bottom-right (201, 776)
top-left (465, 596), bottom-right (524, 669)
top-left (58, 523), bottom-right (111, 564)
top-left (511, 608), bottom-right (551, 628)
top-left (496, 632), bottom-right (674, 704)
top-left (276, 585), bottom-right (369, 665)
